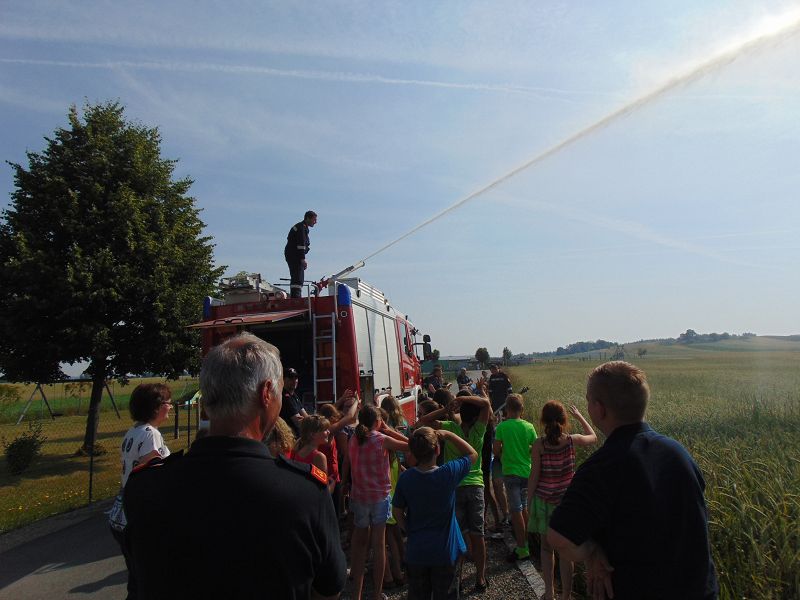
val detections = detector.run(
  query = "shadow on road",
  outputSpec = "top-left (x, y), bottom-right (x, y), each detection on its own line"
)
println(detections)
top-left (69, 570), bottom-right (127, 594)
top-left (0, 511), bottom-right (122, 593)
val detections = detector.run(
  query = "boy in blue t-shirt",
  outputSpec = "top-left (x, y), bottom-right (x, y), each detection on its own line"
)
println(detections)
top-left (392, 427), bottom-right (478, 599)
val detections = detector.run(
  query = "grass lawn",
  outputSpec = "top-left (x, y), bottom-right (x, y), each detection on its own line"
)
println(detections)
top-left (0, 378), bottom-right (199, 533)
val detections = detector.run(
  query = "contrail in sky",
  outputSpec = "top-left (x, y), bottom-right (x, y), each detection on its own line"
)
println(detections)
top-left (0, 57), bottom-right (595, 99)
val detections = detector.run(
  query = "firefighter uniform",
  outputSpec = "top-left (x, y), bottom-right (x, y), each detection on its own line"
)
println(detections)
top-left (124, 435), bottom-right (346, 600)
top-left (285, 220), bottom-right (310, 298)
top-left (488, 370), bottom-right (512, 412)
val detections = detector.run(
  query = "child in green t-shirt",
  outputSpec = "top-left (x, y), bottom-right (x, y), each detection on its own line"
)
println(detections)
top-left (493, 393), bottom-right (537, 560)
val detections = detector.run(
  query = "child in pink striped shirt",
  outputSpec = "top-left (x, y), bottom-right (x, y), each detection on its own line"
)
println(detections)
top-left (527, 402), bottom-right (597, 600)
top-left (347, 404), bottom-right (409, 600)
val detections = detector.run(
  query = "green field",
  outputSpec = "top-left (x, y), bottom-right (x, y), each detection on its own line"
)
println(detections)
top-left (0, 377), bottom-right (199, 533)
top-left (508, 339), bottom-right (800, 600)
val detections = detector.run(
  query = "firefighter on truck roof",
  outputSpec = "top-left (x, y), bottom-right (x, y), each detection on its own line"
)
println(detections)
top-left (284, 210), bottom-right (317, 298)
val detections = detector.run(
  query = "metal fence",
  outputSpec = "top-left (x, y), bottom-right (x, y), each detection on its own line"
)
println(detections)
top-left (0, 378), bottom-right (199, 534)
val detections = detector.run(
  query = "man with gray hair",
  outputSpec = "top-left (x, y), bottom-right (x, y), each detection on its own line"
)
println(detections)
top-left (124, 333), bottom-right (346, 599)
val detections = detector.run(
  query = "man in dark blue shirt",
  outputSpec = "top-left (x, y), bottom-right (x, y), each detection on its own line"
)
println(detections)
top-left (279, 367), bottom-right (307, 436)
top-left (547, 361), bottom-right (718, 600)
top-left (487, 364), bottom-right (512, 413)
top-left (284, 210), bottom-right (317, 298)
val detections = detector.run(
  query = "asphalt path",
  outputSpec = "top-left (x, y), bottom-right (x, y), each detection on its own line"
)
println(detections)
top-left (0, 502), bottom-right (126, 600)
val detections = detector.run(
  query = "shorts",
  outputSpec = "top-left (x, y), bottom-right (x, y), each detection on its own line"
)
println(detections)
top-left (351, 495), bottom-right (391, 528)
top-left (407, 563), bottom-right (457, 600)
top-left (455, 486), bottom-right (485, 535)
top-left (528, 495), bottom-right (558, 534)
top-left (504, 475), bottom-right (528, 513)
top-left (491, 455), bottom-right (503, 479)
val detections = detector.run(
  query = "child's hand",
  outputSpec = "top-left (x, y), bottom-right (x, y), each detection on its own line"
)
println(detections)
top-left (568, 404), bottom-right (582, 418)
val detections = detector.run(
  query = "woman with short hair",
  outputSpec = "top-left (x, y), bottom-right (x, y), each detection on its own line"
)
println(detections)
top-left (108, 383), bottom-right (172, 600)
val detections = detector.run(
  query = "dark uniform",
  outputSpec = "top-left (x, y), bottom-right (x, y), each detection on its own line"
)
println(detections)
top-left (424, 374), bottom-right (445, 391)
top-left (550, 422), bottom-right (718, 599)
top-left (285, 221), bottom-right (310, 298)
top-left (456, 373), bottom-right (472, 387)
top-left (124, 435), bottom-right (346, 600)
top-left (280, 388), bottom-right (304, 436)
top-left (487, 371), bottom-right (512, 412)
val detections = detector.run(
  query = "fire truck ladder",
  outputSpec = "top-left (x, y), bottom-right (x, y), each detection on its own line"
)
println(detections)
top-left (312, 312), bottom-right (337, 407)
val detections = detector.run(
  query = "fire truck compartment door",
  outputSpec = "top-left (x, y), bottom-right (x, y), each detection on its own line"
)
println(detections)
top-left (188, 309), bottom-right (309, 329)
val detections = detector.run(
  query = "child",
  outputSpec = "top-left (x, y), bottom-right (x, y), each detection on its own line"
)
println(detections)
top-left (493, 393), bottom-right (537, 561)
top-left (392, 427), bottom-right (478, 599)
top-left (289, 414), bottom-right (331, 487)
top-left (424, 389), bottom-right (492, 592)
top-left (383, 441), bottom-right (406, 590)
top-left (264, 417), bottom-right (296, 457)
top-left (348, 404), bottom-right (409, 600)
top-left (527, 402), bottom-right (597, 600)
top-left (318, 395), bottom-right (358, 511)
top-left (381, 395), bottom-right (408, 432)
top-left (381, 395), bottom-right (409, 464)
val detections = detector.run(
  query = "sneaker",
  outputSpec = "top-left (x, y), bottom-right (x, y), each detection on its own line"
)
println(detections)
top-left (473, 579), bottom-right (489, 593)
top-left (506, 547), bottom-right (530, 562)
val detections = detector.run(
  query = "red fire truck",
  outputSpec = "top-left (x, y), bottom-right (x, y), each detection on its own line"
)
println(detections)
top-left (190, 272), bottom-right (432, 425)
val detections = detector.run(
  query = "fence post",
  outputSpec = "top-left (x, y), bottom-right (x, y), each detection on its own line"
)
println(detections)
top-left (88, 433), bottom-right (95, 504)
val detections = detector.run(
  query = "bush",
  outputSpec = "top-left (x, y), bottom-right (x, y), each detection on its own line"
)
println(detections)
top-left (0, 385), bottom-right (22, 406)
top-left (3, 421), bottom-right (47, 475)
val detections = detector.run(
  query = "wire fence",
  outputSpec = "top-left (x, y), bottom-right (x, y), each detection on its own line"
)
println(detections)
top-left (0, 378), bottom-right (199, 534)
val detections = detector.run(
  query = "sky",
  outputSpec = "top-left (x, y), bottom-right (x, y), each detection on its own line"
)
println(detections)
top-left (1, 1), bottom-right (799, 360)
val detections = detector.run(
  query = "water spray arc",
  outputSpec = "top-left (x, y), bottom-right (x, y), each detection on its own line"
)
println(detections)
top-left (352, 12), bottom-right (800, 268)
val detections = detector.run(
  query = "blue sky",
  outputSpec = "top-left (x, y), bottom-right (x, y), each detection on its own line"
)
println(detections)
top-left (2, 1), bottom-right (799, 359)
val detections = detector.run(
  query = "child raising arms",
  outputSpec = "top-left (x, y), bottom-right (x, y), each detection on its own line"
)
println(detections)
top-left (527, 402), bottom-right (597, 600)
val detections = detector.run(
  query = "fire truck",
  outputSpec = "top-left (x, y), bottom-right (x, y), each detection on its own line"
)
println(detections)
top-left (190, 272), bottom-right (432, 425)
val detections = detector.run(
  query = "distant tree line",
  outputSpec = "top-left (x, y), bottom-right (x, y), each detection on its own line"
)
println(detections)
top-left (674, 329), bottom-right (756, 344)
top-left (554, 340), bottom-right (615, 356)
top-left (513, 329), bottom-right (758, 360)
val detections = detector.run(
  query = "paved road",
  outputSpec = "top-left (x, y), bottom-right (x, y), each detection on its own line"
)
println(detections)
top-left (0, 504), bottom-right (126, 600)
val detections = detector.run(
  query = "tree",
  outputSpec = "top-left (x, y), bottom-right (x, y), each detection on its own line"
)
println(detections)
top-left (475, 347), bottom-right (490, 368)
top-left (0, 102), bottom-right (224, 453)
top-left (431, 348), bottom-right (441, 362)
top-left (502, 347), bottom-right (512, 365)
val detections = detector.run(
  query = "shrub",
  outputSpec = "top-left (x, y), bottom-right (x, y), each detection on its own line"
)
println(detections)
top-left (0, 385), bottom-right (22, 406)
top-left (3, 421), bottom-right (47, 475)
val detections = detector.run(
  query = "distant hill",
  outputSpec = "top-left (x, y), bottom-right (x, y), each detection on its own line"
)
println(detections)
top-left (520, 331), bottom-right (800, 359)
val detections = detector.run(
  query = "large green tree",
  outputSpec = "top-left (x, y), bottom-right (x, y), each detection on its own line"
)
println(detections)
top-left (0, 102), bottom-right (224, 452)
top-left (475, 347), bottom-right (490, 368)
top-left (502, 346), bottom-right (512, 365)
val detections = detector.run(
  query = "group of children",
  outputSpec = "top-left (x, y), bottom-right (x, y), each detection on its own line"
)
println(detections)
top-left (266, 376), bottom-right (597, 600)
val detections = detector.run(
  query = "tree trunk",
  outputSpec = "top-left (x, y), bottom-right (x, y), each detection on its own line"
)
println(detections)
top-left (80, 362), bottom-right (107, 454)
